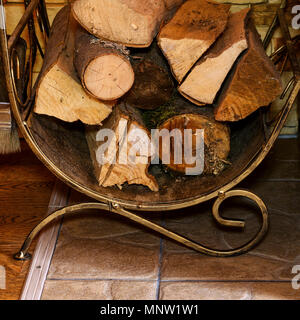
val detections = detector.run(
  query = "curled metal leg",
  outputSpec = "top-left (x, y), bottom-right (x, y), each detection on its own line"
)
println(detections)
top-left (14, 202), bottom-right (111, 261)
top-left (115, 190), bottom-right (269, 257)
top-left (14, 190), bottom-right (269, 260)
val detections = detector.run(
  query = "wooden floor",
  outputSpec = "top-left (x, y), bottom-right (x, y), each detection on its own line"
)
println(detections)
top-left (0, 140), bottom-right (56, 300)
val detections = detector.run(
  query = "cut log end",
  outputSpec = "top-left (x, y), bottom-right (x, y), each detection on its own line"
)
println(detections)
top-left (159, 113), bottom-right (230, 175)
top-left (35, 65), bottom-right (114, 125)
top-left (34, 5), bottom-right (115, 125)
top-left (83, 54), bottom-right (134, 101)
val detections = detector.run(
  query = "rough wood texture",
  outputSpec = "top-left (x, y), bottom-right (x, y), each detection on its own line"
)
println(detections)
top-left (34, 5), bottom-right (114, 125)
top-left (86, 103), bottom-right (159, 191)
top-left (214, 22), bottom-right (283, 122)
top-left (0, 140), bottom-right (56, 300)
top-left (72, 0), bottom-right (185, 48)
top-left (179, 9), bottom-right (250, 106)
top-left (74, 28), bottom-right (134, 101)
top-left (125, 59), bottom-right (174, 110)
top-left (159, 113), bottom-right (230, 175)
top-left (157, 0), bottom-right (230, 83)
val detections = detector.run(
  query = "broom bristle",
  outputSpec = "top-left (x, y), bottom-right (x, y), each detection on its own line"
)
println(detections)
top-left (0, 126), bottom-right (20, 154)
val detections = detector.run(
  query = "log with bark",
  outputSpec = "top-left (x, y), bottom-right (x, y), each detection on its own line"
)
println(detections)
top-left (157, 0), bottom-right (231, 83)
top-left (34, 5), bottom-right (115, 125)
top-left (178, 8), bottom-right (250, 106)
top-left (142, 93), bottom-right (231, 176)
top-left (214, 22), bottom-right (283, 122)
top-left (86, 102), bottom-right (159, 191)
top-left (125, 59), bottom-right (174, 110)
top-left (158, 113), bottom-right (231, 176)
top-left (72, 0), bottom-right (185, 48)
top-left (74, 28), bottom-right (135, 101)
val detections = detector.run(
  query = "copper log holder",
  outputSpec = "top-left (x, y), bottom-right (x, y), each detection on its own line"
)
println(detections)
top-left (0, 0), bottom-right (299, 260)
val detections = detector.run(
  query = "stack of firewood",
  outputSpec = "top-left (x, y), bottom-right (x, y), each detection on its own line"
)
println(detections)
top-left (33, 0), bottom-right (282, 192)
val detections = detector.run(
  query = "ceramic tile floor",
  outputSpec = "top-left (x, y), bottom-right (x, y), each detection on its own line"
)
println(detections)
top-left (40, 138), bottom-right (300, 300)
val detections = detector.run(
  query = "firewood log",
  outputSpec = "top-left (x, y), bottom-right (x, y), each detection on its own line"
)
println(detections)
top-left (158, 113), bottom-right (230, 175)
top-left (34, 6), bottom-right (115, 125)
top-left (74, 28), bottom-right (134, 101)
top-left (125, 59), bottom-right (174, 110)
top-left (164, 0), bottom-right (186, 10)
top-left (178, 9), bottom-right (250, 106)
top-left (72, 0), bottom-right (185, 48)
top-left (214, 22), bottom-right (283, 122)
top-left (157, 0), bottom-right (230, 83)
top-left (86, 102), bottom-right (159, 191)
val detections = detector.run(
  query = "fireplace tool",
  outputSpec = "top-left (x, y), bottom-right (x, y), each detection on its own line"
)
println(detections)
top-left (0, 0), bottom-right (299, 260)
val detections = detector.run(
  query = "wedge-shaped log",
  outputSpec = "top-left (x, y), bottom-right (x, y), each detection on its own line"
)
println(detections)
top-left (86, 103), bottom-right (159, 191)
top-left (34, 6), bottom-right (114, 125)
top-left (72, 0), bottom-right (185, 48)
top-left (179, 9), bottom-right (250, 105)
top-left (214, 23), bottom-right (283, 122)
top-left (74, 28), bottom-right (135, 101)
top-left (158, 0), bottom-right (230, 83)
top-left (158, 113), bottom-right (230, 175)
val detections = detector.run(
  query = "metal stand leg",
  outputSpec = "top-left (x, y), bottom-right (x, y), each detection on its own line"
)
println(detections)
top-left (14, 189), bottom-right (269, 260)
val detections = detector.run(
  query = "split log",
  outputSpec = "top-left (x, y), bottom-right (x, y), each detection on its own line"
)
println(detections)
top-left (34, 6), bottom-right (115, 125)
top-left (72, 0), bottom-right (185, 48)
top-left (74, 28), bottom-right (134, 101)
top-left (157, 0), bottom-right (231, 83)
top-left (158, 113), bottom-right (231, 175)
top-left (214, 22), bottom-right (283, 122)
top-left (125, 59), bottom-right (174, 110)
top-left (178, 9), bottom-right (250, 105)
top-left (86, 103), bottom-right (159, 191)
top-left (164, 0), bottom-right (186, 10)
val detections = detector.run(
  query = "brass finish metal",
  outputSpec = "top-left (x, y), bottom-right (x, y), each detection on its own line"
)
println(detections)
top-left (212, 189), bottom-right (269, 232)
top-left (0, 1), bottom-right (299, 258)
top-left (14, 192), bottom-right (269, 259)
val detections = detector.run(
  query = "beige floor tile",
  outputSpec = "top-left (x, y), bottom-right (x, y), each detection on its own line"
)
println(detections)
top-left (223, 212), bottom-right (300, 262)
top-left (161, 253), bottom-right (294, 281)
top-left (42, 280), bottom-right (157, 300)
top-left (159, 281), bottom-right (300, 300)
top-left (47, 228), bottom-right (160, 280)
top-left (250, 282), bottom-right (300, 300)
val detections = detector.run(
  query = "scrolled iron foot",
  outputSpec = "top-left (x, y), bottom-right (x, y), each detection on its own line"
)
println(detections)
top-left (14, 190), bottom-right (269, 260)
top-left (210, 189), bottom-right (269, 256)
top-left (13, 251), bottom-right (32, 261)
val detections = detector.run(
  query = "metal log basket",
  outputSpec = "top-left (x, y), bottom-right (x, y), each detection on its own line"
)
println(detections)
top-left (0, 0), bottom-right (299, 260)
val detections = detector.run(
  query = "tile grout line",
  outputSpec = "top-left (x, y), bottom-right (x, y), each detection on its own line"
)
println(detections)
top-left (46, 278), bottom-right (159, 282)
top-left (43, 278), bottom-right (293, 283)
top-left (155, 217), bottom-right (165, 301)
